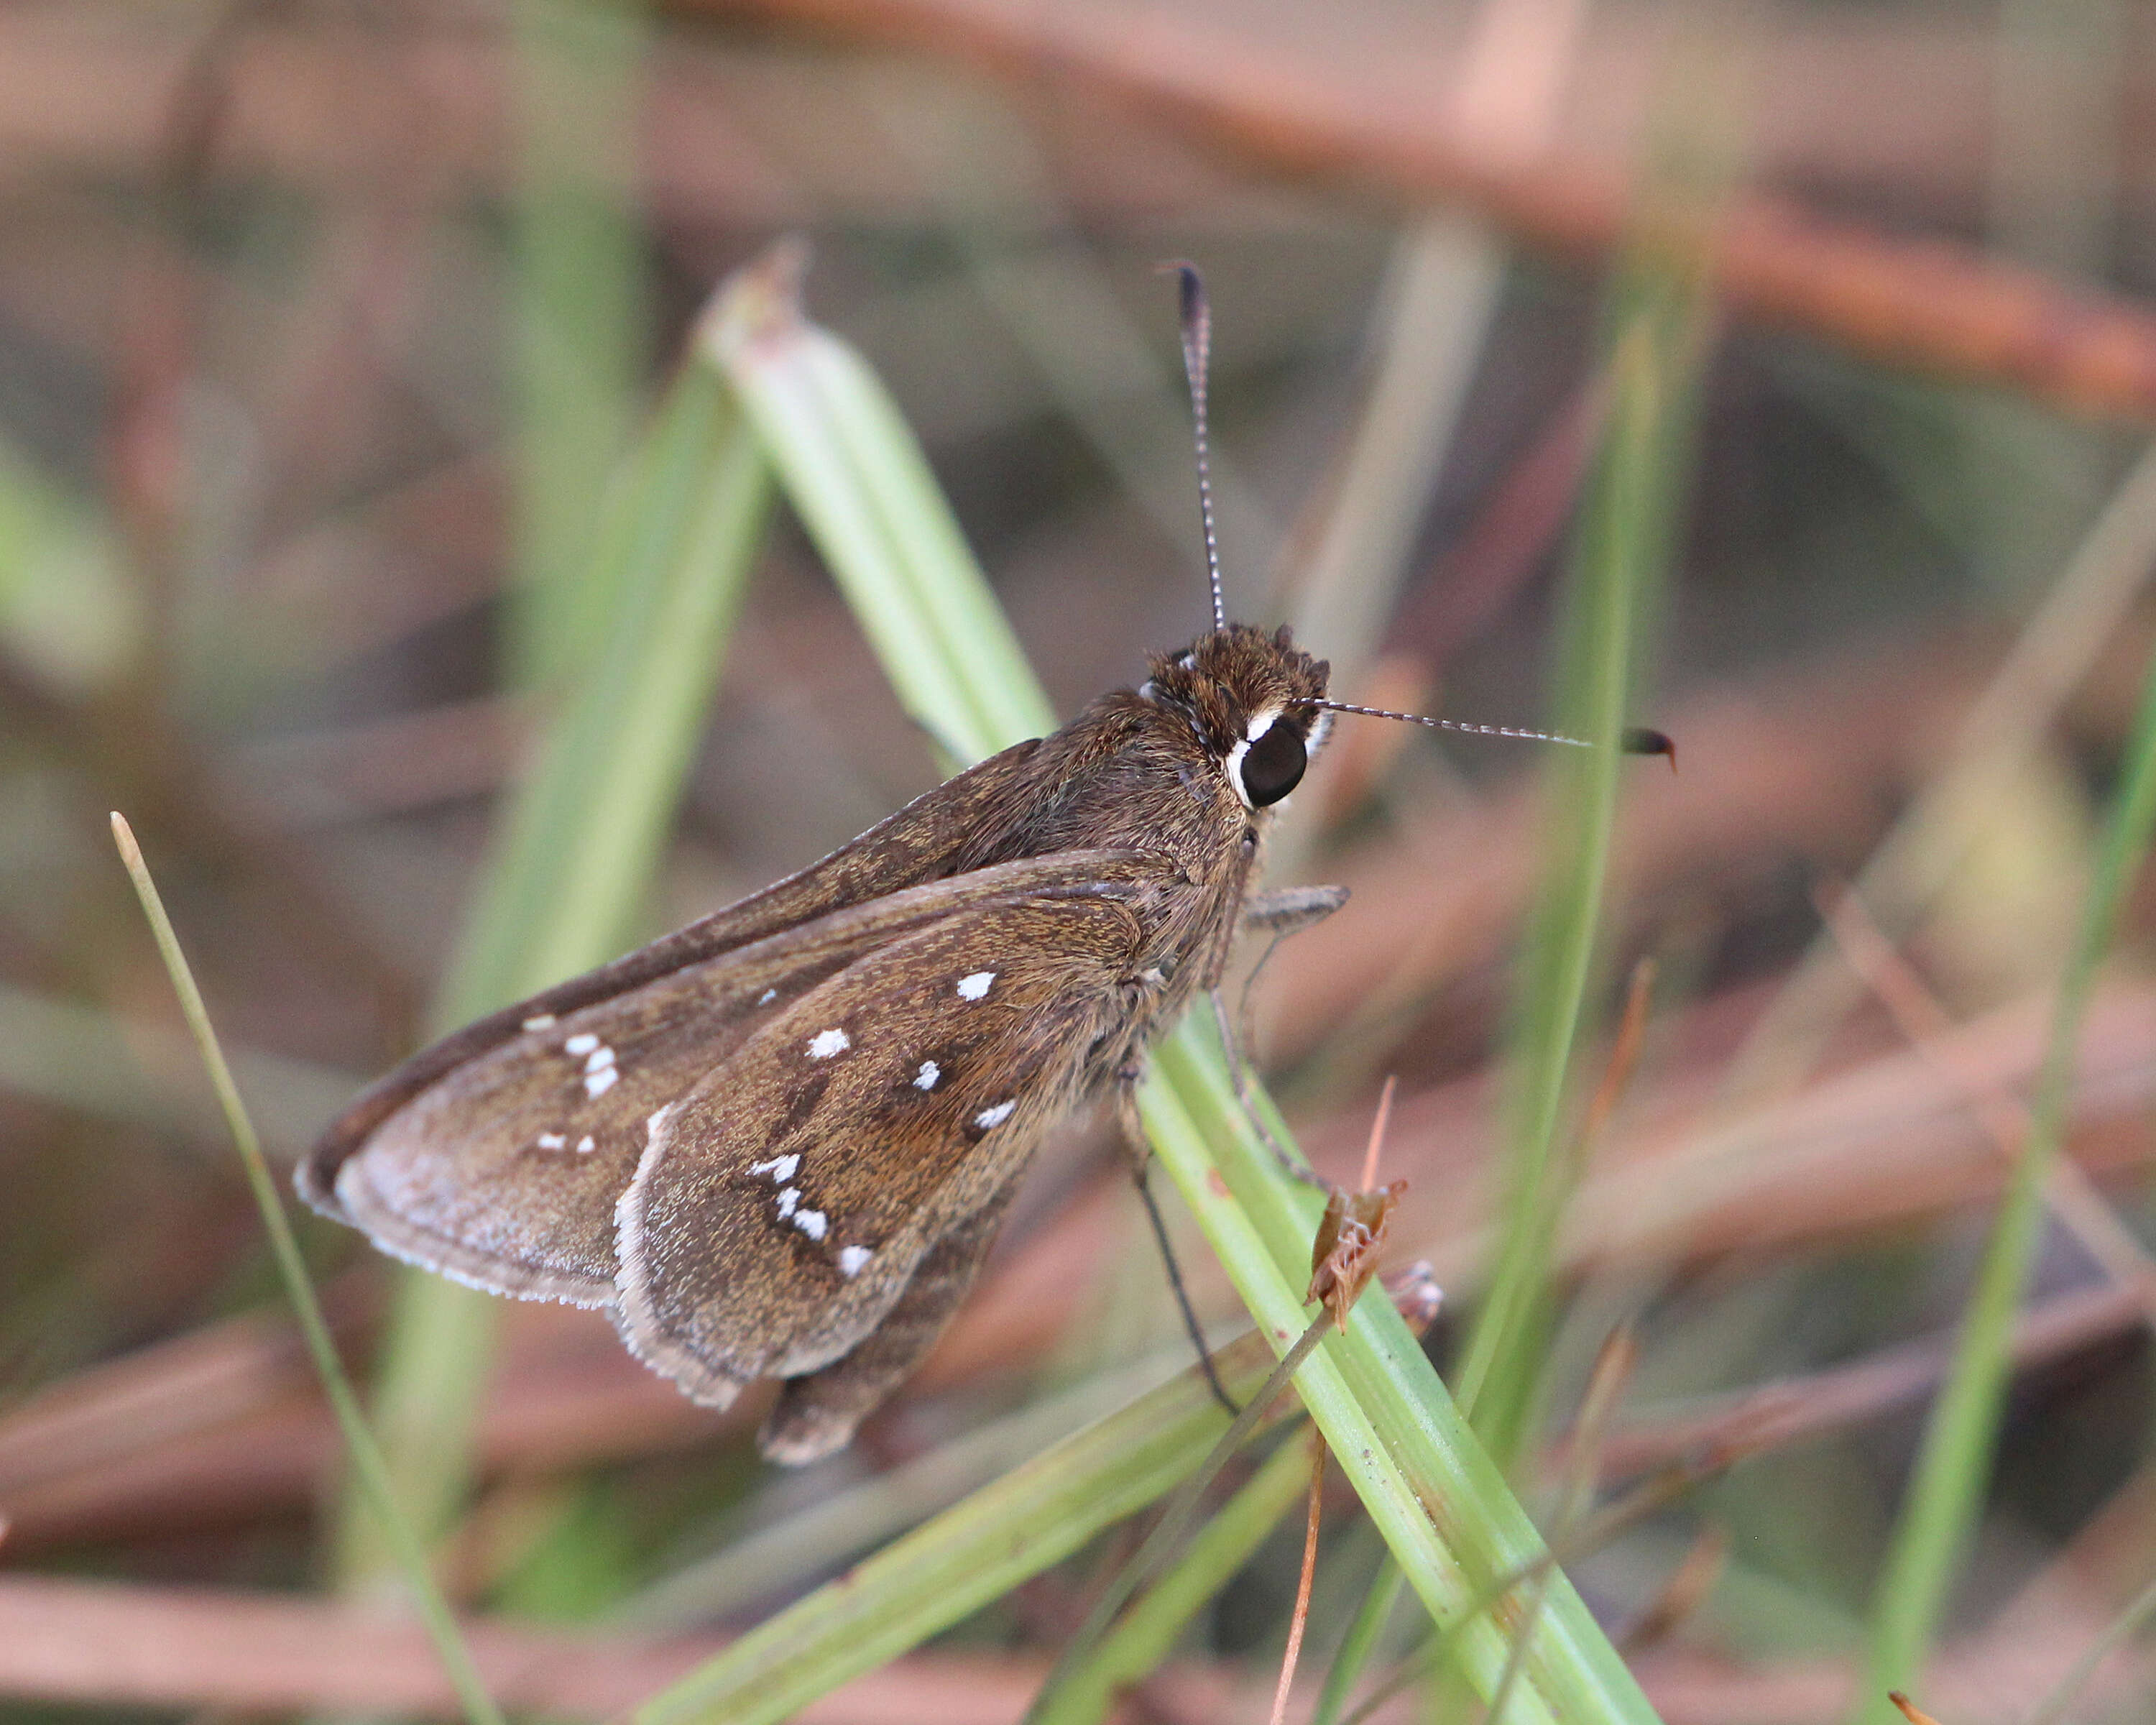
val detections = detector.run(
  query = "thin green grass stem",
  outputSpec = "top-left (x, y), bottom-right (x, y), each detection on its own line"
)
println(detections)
top-left (1853, 623), bottom-right (2156, 1720)
top-left (337, 282), bottom-right (773, 1593)
top-left (1312, 1557), bottom-right (1406, 1725)
top-left (111, 815), bottom-right (505, 1725)
top-left (1454, 277), bottom-right (1699, 1471)
top-left (2021, 1564), bottom-right (2156, 1725)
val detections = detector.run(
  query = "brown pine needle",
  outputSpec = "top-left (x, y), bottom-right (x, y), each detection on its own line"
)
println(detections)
top-left (1619, 1524), bottom-right (1728, 1653)
top-left (1890, 1692), bottom-right (1945, 1725)
top-left (1815, 879), bottom-right (2156, 1325)
top-left (1269, 1432), bottom-right (1327, 1725)
top-left (1360, 1073), bottom-right (1396, 1192)
top-left (1578, 957), bottom-right (1657, 1151)
top-left (1563, 1324), bottom-right (1639, 1512)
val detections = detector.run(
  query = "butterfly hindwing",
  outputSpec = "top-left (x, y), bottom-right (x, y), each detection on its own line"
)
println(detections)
top-left (611, 868), bottom-right (1171, 1412)
top-left (760, 1175), bottom-right (1020, 1463)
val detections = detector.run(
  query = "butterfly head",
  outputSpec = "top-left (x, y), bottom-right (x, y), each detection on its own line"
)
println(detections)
top-left (1140, 622), bottom-right (1331, 809)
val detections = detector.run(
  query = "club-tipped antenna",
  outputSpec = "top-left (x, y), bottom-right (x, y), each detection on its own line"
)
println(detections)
top-left (1307, 698), bottom-right (1676, 767)
top-left (1168, 262), bottom-right (1227, 634)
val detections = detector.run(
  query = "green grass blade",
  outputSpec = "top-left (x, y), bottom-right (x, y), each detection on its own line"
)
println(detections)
top-left (1852, 535), bottom-right (2156, 1720)
top-left (111, 815), bottom-right (505, 1725)
top-left (622, 1347), bottom-right (1195, 1628)
top-left (337, 281), bottom-right (774, 1591)
top-left (702, 243), bottom-right (1054, 768)
top-left (445, 355), bottom-right (772, 1016)
top-left (676, 253), bottom-right (1662, 1723)
top-left (1454, 274), bottom-right (1699, 1469)
top-left (505, 0), bottom-right (652, 692)
top-left (1028, 1426), bottom-right (1315, 1725)
top-left (1144, 1024), bottom-right (1655, 1721)
top-left (630, 1327), bottom-right (1297, 1725)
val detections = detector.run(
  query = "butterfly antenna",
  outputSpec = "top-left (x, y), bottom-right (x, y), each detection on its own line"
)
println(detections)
top-left (1309, 698), bottom-right (1676, 767)
top-left (1169, 262), bottom-right (1228, 634)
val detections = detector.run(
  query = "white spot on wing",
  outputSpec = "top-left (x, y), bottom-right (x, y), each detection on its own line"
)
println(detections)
top-left (975, 1100), bottom-right (1015, 1130)
top-left (565, 1033), bottom-right (599, 1056)
top-left (757, 988), bottom-right (777, 1006)
top-left (748, 1153), bottom-right (801, 1182)
top-left (576, 1135), bottom-right (595, 1154)
top-left (522, 1013), bottom-right (556, 1031)
top-left (776, 1187), bottom-right (800, 1218)
top-left (584, 1066), bottom-right (619, 1098)
top-left (957, 971), bottom-right (995, 1000)
top-left (584, 1044), bottom-right (615, 1074)
top-left (536, 1132), bottom-right (566, 1150)
top-left (794, 1208), bottom-right (827, 1241)
top-left (838, 1245), bottom-right (872, 1277)
top-left (808, 1027), bottom-right (850, 1059)
top-left (914, 1059), bottom-right (940, 1090)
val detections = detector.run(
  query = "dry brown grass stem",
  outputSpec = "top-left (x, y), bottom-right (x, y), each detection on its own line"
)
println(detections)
top-left (1577, 1279), bottom-right (2145, 1484)
top-left (1816, 880), bottom-right (2156, 1328)
top-left (1268, 1433), bottom-right (1328, 1725)
top-left (690, 0), bottom-right (2156, 421)
top-left (0, 1572), bottom-right (1033, 1724)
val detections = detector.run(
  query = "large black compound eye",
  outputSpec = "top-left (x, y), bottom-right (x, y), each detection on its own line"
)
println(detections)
top-left (1238, 721), bottom-right (1307, 806)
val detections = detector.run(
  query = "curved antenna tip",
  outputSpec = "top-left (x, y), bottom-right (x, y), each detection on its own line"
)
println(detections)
top-left (1174, 262), bottom-right (1202, 317)
top-left (1623, 727), bottom-right (1677, 770)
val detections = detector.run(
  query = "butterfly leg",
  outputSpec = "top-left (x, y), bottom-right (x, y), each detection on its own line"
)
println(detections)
top-left (1112, 1081), bottom-right (1240, 1418)
top-left (1210, 988), bottom-right (1327, 1190)
top-left (1217, 885), bottom-right (1346, 1188)
top-left (1240, 884), bottom-right (1348, 936)
top-left (758, 1182), bottom-right (1018, 1466)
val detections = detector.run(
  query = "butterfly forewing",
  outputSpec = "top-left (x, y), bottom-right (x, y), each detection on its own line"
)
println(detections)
top-left (303, 732), bottom-right (1060, 1241)
top-left (614, 864), bottom-right (1174, 1407)
top-left (307, 845), bottom-right (1153, 1301)
top-left (317, 936), bottom-right (869, 1306)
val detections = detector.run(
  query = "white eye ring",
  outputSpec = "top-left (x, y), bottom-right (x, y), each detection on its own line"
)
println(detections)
top-left (1224, 709), bottom-right (1279, 809)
